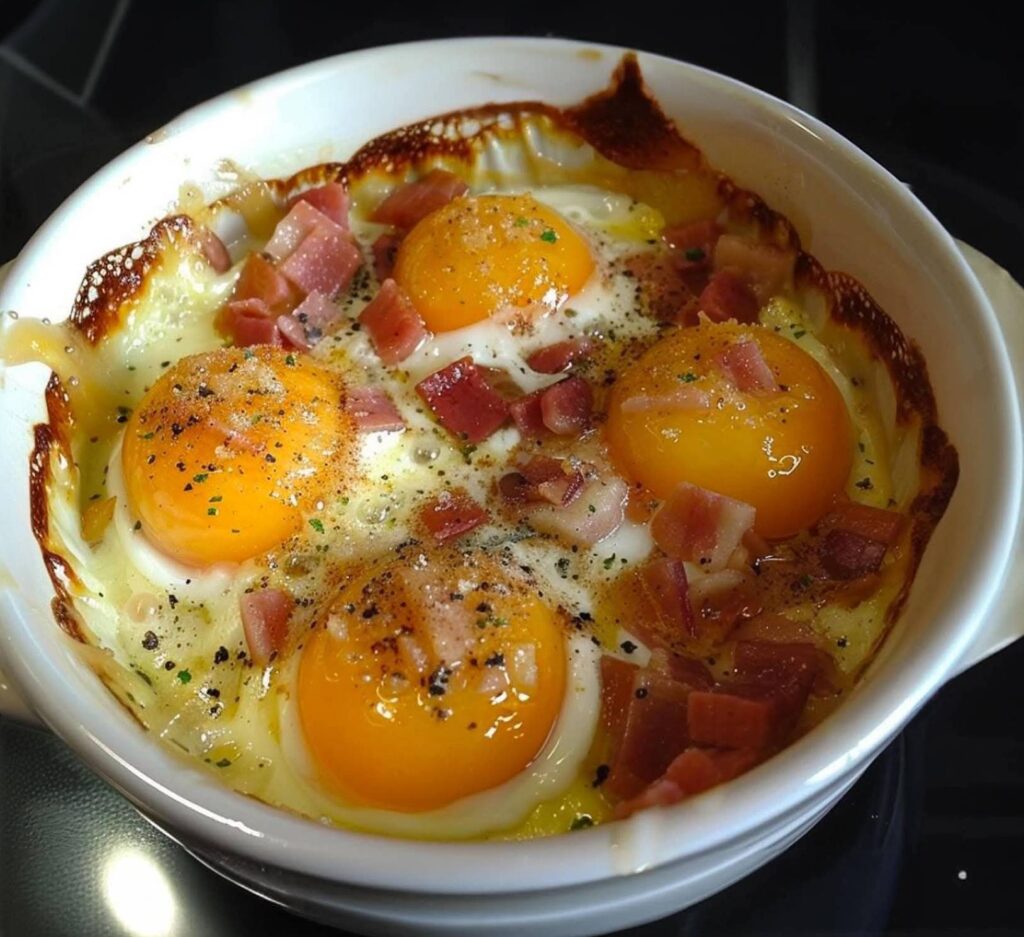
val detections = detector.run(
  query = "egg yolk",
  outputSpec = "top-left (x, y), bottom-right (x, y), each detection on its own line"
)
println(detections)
top-left (297, 550), bottom-right (566, 812)
top-left (606, 322), bottom-right (853, 538)
top-left (392, 194), bottom-right (595, 332)
top-left (122, 346), bottom-right (352, 566)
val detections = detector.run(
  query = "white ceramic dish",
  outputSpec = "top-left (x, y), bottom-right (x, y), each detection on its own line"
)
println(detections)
top-left (0, 38), bottom-right (1022, 937)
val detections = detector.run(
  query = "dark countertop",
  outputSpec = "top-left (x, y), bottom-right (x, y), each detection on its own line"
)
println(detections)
top-left (1, 3), bottom-right (1022, 935)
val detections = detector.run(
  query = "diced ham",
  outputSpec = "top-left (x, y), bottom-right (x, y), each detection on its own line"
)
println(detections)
top-left (290, 183), bottom-right (350, 228)
top-left (508, 391), bottom-right (543, 440)
top-left (689, 570), bottom-right (760, 645)
top-left (498, 471), bottom-right (536, 504)
top-left (508, 455), bottom-right (564, 486)
top-left (600, 656), bottom-right (639, 745)
top-left (540, 376), bottom-right (593, 435)
top-left (687, 690), bottom-right (782, 750)
top-left (511, 378), bottom-right (593, 438)
top-left (619, 386), bottom-right (710, 414)
top-left (606, 669), bottom-right (692, 799)
top-left (826, 499), bottom-right (904, 546)
top-left (217, 299), bottom-right (283, 348)
top-left (648, 648), bottom-right (714, 690)
top-left (718, 338), bottom-right (778, 394)
top-left (819, 528), bottom-right (888, 580)
top-left (371, 168), bottom-right (469, 229)
top-left (359, 278), bottom-right (429, 365)
top-left (292, 290), bottom-right (342, 333)
top-left (732, 640), bottom-right (837, 696)
top-left (638, 558), bottom-right (695, 638)
top-left (713, 234), bottom-right (795, 302)
top-left (265, 200), bottom-right (338, 262)
top-left (279, 223), bottom-right (362, 298)
top-left (371, 232), bottom-right (403, 281)
top-left (614, 747), bottom-right (760, 818)
top-left (197, 226), bottom-right (231, 273)
top-left (260, 192), bottom-right (360, 299)
top-left (232, 253), bottom-right (293, 311)
top-left (347, 386), bottom-right (405, 432)
top-left (419, 489), bottom-right (489, 543)
top-left (689, 669), bottom-right (814, 751)
top-left (275, 315), bottom-right (311, 350)
top-left (650, 482), bottom-right (756, 573)
top-left (699, 271), bottom-right (760, 323)
top-left (394, 567), bottom-right (474, 664)
top-left (520, 454), bottom-right (581, 495)
top-left (277, 291), bottom-right (342, 350)
top-left (625, 251), bottom-right (703, 324)
top-left (628, 564), bottom-right (748, 653)
top-left (526, 337), bottom-right (596, 374)
top-left (535, 470), bottom-right (585, 507)
top-left (240, 588), bottom-right (292, 666)
top-left (499, 456), bottom-right (585, 507)
top-left (527, 474), bottom-right (628, 546)
top-left (665, 746), bottom-right (760, 795)
top-left (661, 219), bottom-right (721, 266)
top-left (415, 356), bottom-right (510, 443)
top-left (601, 654), bottom-right (718, 808)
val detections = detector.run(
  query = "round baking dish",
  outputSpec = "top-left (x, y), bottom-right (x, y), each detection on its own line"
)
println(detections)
top-left (0, 37), bottom-right (1021, 936)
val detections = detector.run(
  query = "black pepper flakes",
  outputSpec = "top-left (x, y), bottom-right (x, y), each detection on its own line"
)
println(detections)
top-left (427, 665), bottom-right (452, 697)
top-left (142, 631), bottom-right (159, 651)
top-left (592, 764), bottom-right (610, 788)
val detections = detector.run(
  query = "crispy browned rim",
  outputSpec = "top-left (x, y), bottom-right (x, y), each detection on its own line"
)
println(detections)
top-left (29, 53), bottom-right (958, 667)
top-left (30, 375), bottom-right (86, 641)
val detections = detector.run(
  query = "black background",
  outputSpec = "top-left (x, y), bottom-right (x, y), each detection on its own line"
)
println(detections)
top-left (1, 2), bottom-right (1022, 935)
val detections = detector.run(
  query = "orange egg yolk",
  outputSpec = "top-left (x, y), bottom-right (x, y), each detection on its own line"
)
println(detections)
top-left (297, 550), bottom-right (566, 812)
top-left (392, 194), bottom-right (595, 332)
top-left (121, 347), bottom-right (352, 567)
top-left (606, 322), bottom-right (854, 539)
